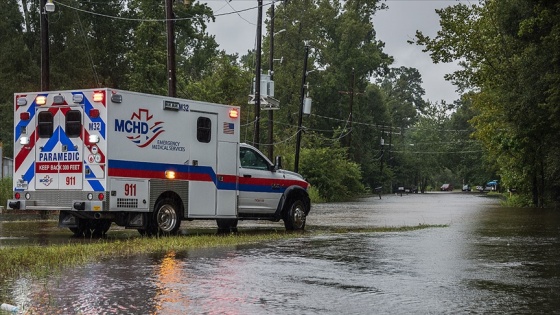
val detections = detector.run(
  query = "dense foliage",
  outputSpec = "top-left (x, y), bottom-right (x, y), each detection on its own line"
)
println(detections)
top-left (414, 0), bottom-right (560, 206)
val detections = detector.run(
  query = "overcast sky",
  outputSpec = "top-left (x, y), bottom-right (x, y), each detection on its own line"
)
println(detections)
top-left (203, 0), bottom-right (461, 104)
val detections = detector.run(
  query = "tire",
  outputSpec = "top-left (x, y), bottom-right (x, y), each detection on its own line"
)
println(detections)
top-left (283, 199), bottom-right (307, 231)
top-left (71, 219), bottom-right (111, 237)
top-left (69, 227), bottom-right (84, 236)
top-left (92, 220), bottom-right (111, 237)
top-left (143, 198), bottom-right (181, 236)
top-left (70, 219), bottom-right (91, 237)
top-left (216, 219), bottom-right (238, 233)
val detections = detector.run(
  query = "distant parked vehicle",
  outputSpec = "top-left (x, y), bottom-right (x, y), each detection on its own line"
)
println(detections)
top-left (440, 184), bottom-right (453, 191)
top-left (462, 184), bottom-right (471, 192)
top-left (485, 180), bottom-right (498, 191)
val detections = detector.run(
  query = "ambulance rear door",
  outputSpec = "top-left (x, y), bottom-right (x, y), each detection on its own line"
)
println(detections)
top-left (35, 103), bottom-right (84, 190)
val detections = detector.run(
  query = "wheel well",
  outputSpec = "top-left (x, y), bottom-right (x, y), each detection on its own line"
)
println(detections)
top-left (279, 187), bottom-right (311, 216)
top-left (155, 191), bottom-right (185, 218)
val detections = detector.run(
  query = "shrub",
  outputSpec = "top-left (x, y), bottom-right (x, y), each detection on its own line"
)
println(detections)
top-left (501, 192), bottom-right (532, 207)
top-left (307, 185), bottom-right (325, 203)
top-left (0, 177), bottom-right (12, 210)
top-left (300, 146), bottom-right (365, 202)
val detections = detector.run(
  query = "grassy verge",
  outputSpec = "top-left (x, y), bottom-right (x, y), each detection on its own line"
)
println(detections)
top-left (0, 224), bottom-right (447, 281)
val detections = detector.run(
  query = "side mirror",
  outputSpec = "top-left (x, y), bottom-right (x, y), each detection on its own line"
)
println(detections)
top-left (274, 156), bottom-right (282, 171)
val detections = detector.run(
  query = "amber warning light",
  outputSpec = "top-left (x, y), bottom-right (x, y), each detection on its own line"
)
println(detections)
top-left (93, 91), bottom-right (104, 102)
top-left (229, 108), bottom-right (239, 118)
top-left (35, 96), bottom-right (47, 105)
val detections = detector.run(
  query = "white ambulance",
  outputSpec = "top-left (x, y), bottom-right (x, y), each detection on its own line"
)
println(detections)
top-left (8, 89), bottom-right (310, 236)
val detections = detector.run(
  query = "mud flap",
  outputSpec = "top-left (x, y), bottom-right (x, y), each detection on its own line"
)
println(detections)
top-left (58, 211), bottom-right (78, 228)
top-left (126, 212), bottom-right (145, 228)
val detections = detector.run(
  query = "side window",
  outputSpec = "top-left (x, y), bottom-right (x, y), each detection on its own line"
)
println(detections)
top-left (240, 147), bottom-right (270, 170)
top-left (38, 111), bottom-right (53, 138)
top-left (65, 110), bottom-right (82, 138)
top-left (197, 117), bottom-right (211, 143)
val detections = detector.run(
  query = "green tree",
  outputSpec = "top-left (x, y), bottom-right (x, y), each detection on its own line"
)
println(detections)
top-left (125, 1), bottom-right (171, 95)
top-left (0, 0), bottom-right (36, 157)
top-left (258, 0), bottom-right (392, 197)
top-left (125, 0), bottom-right (217, 95)
top-left (299, 137), bottom-right (365, 202)
top-left (174, 1), bottom-right (220, 94)
top-left (400, 101), bottom-right (449, 192)
top-left (185, 52), bottom-right (251, 106)
top-left (74, 0), bottom-right (131, 88)
top-left (377, 66), bottom-right (428, 128)
top-left (413, 0), bottom-right (560, 206)
top-left (446, 94), bottom-right (491, 188)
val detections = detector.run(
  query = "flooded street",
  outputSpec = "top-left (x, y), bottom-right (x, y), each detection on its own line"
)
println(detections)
top-left (1, 192), bottom-right (560, 314)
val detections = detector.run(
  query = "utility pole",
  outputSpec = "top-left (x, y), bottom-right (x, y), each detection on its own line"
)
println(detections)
top-left (338, 69), bottom-right (361, 149)
top-left (349, 68), bottom-right (355, 147)
top-left (253, 0), bottom-right (263, 149)
top-left (40, 0), bottom-right (50, 91)
top-left (294, 45), bottom-right (309, 174)
top-left (380, 125), bottom-right (384, 177)
top-left (166, 0), bottom-right (176, 97)
top-left (267, 2), bottom-right (275, 160)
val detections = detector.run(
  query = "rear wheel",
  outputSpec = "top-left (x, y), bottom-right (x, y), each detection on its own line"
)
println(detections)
top-left (69, 219), bottom-right (91, 237)
top-left (92, 220), bottom-right (111, 237)
top-left (70, 219), bottom-right (111, 237)
top-left (283, 199), bottom-right (307, 231)
top-left (69, 226), bottom-right (85, 237)
top-left (141, 198), bottom-right (182, 236)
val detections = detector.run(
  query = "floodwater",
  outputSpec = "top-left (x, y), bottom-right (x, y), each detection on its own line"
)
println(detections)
top-left (1, 192), bottom-right (560, 314)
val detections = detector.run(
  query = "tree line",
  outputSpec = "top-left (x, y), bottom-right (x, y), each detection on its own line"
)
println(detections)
top-left (4, 0), bottom-right (553, 206)
top-left (414, 0), bottom-right (560, 206)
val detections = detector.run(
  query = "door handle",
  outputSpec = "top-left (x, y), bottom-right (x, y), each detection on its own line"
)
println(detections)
top-left (243, 174), bottom-right (252, 178)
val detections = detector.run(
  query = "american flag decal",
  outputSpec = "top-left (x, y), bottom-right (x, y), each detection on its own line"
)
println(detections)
top-left (223, 122), bottom-right (235, 134)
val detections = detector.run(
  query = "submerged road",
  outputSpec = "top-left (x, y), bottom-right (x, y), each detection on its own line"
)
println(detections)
top-left (1, 192), bottom-right (559, 314)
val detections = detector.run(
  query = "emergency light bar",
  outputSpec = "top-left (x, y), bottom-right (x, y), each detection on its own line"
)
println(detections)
top-left (52, 95), bottom-right (65, 105)
top-left (19, 137), bottom-right (30, 145)
top-left (88, 135), bottom-right (100, 144)
top-left (93, 92), bottom-right (104, 102)
top-left (111, 93), bottom-right (122, 103)
top-left (35, 96), bottom-right (47, 105)
top-left (17, 97), bottom-right (27, 106)
top-left (72, 94), bottom-right (84, 103)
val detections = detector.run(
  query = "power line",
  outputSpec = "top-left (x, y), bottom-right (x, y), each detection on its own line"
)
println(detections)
top-left (53, 0), bottom-right (273, 22)
top-left (388, 150), bottom-right (483, 154)
top-left (309, 113), bottom-right (473, 133)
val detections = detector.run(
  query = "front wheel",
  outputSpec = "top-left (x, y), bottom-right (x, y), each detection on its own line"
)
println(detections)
top-left (283, 199), bottom-right (307, 231)
top-left (216, 219), bottom-right (238, 233)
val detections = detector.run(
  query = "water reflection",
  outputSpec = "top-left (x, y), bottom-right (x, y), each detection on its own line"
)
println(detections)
top-left (152, 250), bottom-right (189, 314)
